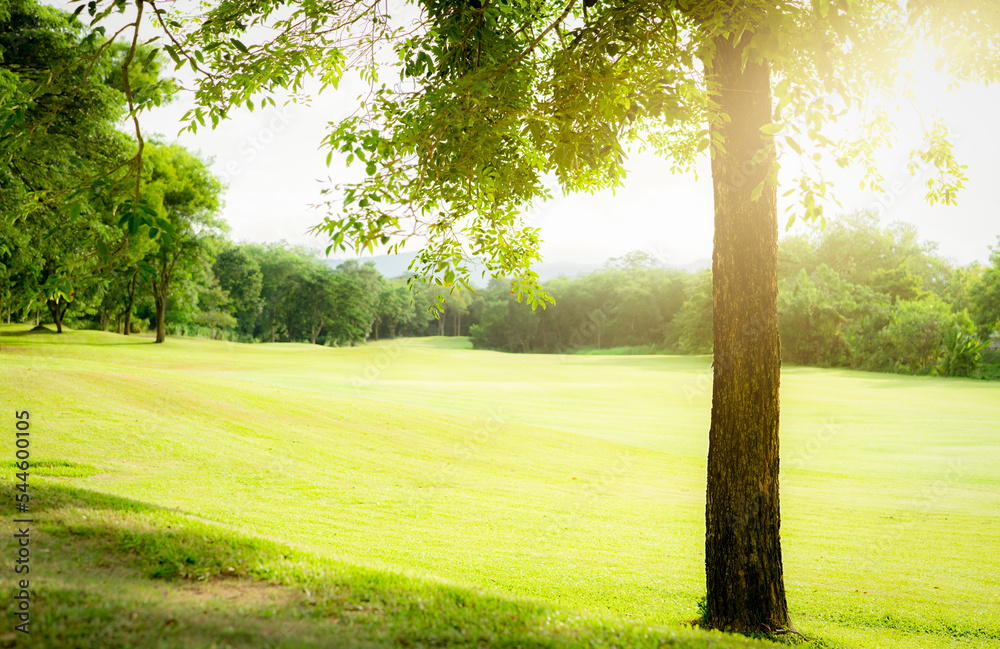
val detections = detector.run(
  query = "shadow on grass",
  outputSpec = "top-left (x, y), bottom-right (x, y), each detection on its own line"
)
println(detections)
top-left (0, 481), bottom-right (788, 649)
top-left (0, 329), bottom-right (153, 347)
top-left (1, 459), bottom-right (98, 478)
top-left (0, 328), bottom-right (60, 338)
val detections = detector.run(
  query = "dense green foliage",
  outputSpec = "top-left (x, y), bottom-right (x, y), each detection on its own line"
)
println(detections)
top-left (155, 0), bottom-right (984, 301)
top-left (0, 0), bottom-right (133, 328)
top-left (0, 0), bottom-right (179, 334)
top-left (2, 0), bottom-right (997, 362)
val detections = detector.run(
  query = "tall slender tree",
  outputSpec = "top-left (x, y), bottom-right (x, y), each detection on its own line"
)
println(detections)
top-left (140, 142), bottom-right (224, 343)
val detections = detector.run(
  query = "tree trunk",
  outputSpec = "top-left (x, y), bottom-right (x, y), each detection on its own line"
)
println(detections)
top-left (153, 282), bottom-right (166, 343)
top-left (438, 315), bottom-right (445, 336)
top-left (46, 298), bottom-right (66, 333)
top-left (704, 34), bottom-right (789, 633)
top-left (123, 271), bottom-right (137, 336)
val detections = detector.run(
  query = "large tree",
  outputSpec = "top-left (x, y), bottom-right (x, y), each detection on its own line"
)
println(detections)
top-left (81, 0), bottom-right (998, 634)
top-left (213, 244), bottom-right (264, 338)
top-left (1, 0), bottom-right (175, 332)
top-left (140, 142), bottom-right (224, 343)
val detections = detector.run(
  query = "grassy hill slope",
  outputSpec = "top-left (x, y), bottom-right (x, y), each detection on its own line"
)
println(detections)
top-left (1, 327), bottom-right (997, 648)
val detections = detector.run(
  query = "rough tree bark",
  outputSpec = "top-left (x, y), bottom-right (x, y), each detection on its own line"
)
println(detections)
top-left (704, 34), bottom-right (789, 633)
top-left (123, 271), bottom-right (137, 336)
top-left (46, 297), bottom-right (69, 333)
top-left (152, 282), bottom-right (167, 343)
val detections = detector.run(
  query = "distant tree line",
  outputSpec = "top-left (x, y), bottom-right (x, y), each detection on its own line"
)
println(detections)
top-left (2, 233), bottom-right (463, 346)
top-left (469, 212), bottom-right (1000, 380)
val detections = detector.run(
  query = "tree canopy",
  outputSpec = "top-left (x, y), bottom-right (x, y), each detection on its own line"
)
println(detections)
top-left (0, 0), bottom-right (172, 329)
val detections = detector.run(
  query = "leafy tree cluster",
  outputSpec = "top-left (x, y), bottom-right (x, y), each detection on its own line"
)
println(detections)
top-left (470, 213), bottom-right (1000, 379)
top-left (470, 251), bottom-right (708, 354)
top-left (0, 0), bottom-right (478, 346)
top-left (778, 212), bottom-right (999, 378)
top-left (221, 244), bottom-right (437, 346)
top-left (15, 235), bottom-right (451, 346)
top-left (1, 0), bottom-right (187, 339)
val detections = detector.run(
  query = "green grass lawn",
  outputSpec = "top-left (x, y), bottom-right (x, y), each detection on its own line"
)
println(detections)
top-left (1, 326), bottom-right (998, 648)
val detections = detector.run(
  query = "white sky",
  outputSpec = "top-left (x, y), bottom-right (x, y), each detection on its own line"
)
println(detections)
top-left (57, 1), bottom-right (1000, 269)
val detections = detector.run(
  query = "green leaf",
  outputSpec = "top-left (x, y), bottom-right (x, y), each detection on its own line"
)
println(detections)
top-left (784, 136), bottom-right (802, 155)
top-left (759, 123), bottom-right (782, 136)
top-left (165, 45), bottom-right (182, 66)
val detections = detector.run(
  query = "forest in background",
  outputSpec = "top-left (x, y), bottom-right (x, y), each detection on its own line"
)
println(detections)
top-left (470, 212), bottom-right (1000, 380)
top-left (6, 206), bottom-right (1000, 380)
